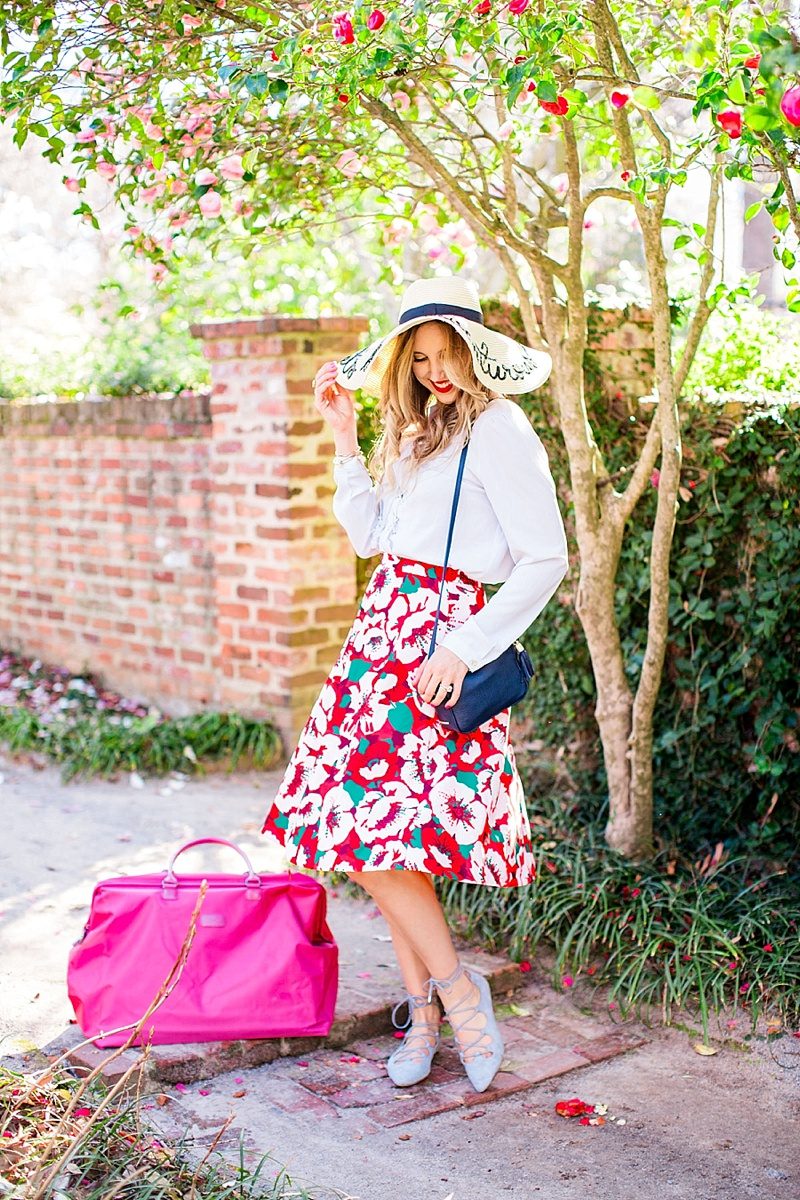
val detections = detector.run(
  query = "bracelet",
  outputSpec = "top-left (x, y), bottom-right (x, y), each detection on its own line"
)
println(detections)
top-left (333, 450), bottom-right (364, 466)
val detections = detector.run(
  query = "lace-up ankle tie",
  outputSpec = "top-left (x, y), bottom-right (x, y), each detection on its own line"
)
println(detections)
top-left (386, 990), bottom-right (441, 1087)
top-left (425, 960), bottom-right (505, 1093)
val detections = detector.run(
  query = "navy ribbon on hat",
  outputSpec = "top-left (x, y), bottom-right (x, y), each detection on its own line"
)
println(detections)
top-left (399, 301), bottom-right (484, 326)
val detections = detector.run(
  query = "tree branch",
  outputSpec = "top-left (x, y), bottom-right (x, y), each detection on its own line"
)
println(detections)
top-left (673, 163), bottom-right (723, 397)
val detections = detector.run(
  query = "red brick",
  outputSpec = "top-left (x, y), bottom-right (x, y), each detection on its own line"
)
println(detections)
top-left (264, 1079), bottom-right (338, 1116)
top-left (325, 1077), bottom-right (397, 1109)
top-left (368, 1082), bottom-right (468, 1128)
top-left (510, 1048), bottom-right (591, 1084)
top-left (571, 1031), bottom-right (647, 1063)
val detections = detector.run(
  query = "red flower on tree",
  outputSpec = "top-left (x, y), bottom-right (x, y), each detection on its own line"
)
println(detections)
top-left (367, 9), bottom-right (385, 31)
top-left (539, 95), bottom-right (568, 115)
top-left (780, 86), bottom-right (800, 128)
top-left (475, 0), bottom-right (491, 13)
top-left (744, 53), bottom-right (761, 70)
top-left (717, 110), bottom-right (742, 138)
top-left (610, 91), bottom-right (629, 109)
top-left (509, 0), bottom-right (530, 13)
top-left (333, 12), bottom-right (355, 44)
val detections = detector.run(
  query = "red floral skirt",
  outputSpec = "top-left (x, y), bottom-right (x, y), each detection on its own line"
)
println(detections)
top-left (260, 553), bottom-right (536, 887)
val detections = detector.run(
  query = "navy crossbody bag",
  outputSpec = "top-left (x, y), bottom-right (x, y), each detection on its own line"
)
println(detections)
top-left (427, 439), bottom-right (534, 734)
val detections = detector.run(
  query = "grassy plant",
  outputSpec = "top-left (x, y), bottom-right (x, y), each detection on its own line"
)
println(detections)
top-left (333, 783), bottom-right (799, 1042)
top-left (0, 648), bottom-right (282, 781)
top-left (433, 799), bottom-right (799, 1043)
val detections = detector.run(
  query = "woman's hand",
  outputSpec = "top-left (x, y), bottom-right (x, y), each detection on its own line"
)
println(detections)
top-left (413, 646), bottom-right (469, 708)
top-left (313, 360), bottom-right (357, 437)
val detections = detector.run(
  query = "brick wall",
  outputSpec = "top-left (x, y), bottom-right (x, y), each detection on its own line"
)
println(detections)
top-left (0, 317), bottom-right (368, 747)
top-left (0, 307), bottom-right (654, 752)
top-left (0, 392), bottom-right (216, 706)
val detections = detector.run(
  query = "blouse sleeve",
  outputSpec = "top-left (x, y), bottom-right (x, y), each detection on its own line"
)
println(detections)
top-left (438, 401), bottom-right (569, 672)
top-left (331, 455), bottom-right (383, 559)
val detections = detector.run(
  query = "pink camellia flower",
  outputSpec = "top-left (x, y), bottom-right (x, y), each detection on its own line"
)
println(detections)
top-left (169, 178), bottom-right (189, 195)
top-left (392, 89), bottom-right (411, 113)
top-left (219, 154), bottom-right (244, 180)
top-left (198, 189), bottom-right (222, 217)
top-left (509, 0), bottom-right (529, 13)
top-left (335, 148), bottom-right (364, 177)
top-left (169, 210), bottom-right (191, 229)
top-left (75, 129), bottom-right (97, 143)
top-left (780, 86), bottom-right (800, 127)
top-left (385, 217), bottom-right (413, 247)
top-left (448, 220), bottom-right (476, 250)
top-left (423, 235), bottom-right (446, 260)
top-left (96, 161), bottom-right (117, 180)
top-left (367, 8), bottom-right (385, 30)
top-left (63, 177), bottom-right (81, 192)
top-left (650, 468), bottom-right (660, 488)
top-left (562, 975), bottom-right (574, 988)
top-left (333, 12), bottom-right (355, 44)
top-left (140, 184), bottom-right (162, 202)
top-left (611, 91), bottom-right (629, 109)
top-left (181, 13), bottom-right (202, 30)
top-left (717, 110), bottom-right (742, 138)
top-left (144, 122), bottom-right (164, 140)
top-left (497, 120), bottom-right (513, 140)
top-left (194, 167), bottom-right (218, 187)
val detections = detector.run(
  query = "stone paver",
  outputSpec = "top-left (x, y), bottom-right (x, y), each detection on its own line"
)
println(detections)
top-left (141, 992), bottom-right (648, 1136)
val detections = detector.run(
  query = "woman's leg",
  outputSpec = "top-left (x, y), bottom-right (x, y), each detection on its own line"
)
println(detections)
top-left (347, 869), bottom-right (493, 1061)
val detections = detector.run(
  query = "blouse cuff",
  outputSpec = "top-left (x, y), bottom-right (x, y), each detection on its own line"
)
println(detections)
top-left (332, 453), bottom-right (370, 482)
top-left (437, 622), bottom-right (497, 673)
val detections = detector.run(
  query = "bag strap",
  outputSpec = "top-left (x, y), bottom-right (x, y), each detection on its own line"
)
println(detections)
top-left (428, 439), bottom-right (470, 656)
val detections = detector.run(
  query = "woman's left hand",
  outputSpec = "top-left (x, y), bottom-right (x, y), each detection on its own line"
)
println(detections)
top-left (413, 646), bottom-right (469, 708)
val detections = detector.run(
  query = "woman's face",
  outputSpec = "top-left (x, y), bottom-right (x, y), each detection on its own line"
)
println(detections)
top-left (411, 323), bottom-right (458, 404)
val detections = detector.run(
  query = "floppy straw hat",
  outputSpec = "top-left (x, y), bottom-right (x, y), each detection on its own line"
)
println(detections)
top-left (335, 273), bottom-right (552, 397)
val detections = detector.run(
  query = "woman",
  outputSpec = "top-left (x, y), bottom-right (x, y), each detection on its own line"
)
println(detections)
top-left (261, 274), bottom-right (568, 1093)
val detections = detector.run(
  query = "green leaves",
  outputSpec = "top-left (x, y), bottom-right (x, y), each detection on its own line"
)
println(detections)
top-left (245, 73), bottom-right (269, 97)
top-left (631, 85), bottom-right (659, 109)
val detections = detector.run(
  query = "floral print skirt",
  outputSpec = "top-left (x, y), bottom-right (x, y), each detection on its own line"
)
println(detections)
top-left (260, 552), bottom-right (536, 888)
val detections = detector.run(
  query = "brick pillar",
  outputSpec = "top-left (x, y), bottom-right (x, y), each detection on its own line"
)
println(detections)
top-left (190, 315), bottom-right (369, 749)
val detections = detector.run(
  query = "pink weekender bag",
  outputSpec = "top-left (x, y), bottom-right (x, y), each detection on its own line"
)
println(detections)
top-left (67, 838), bottom-right (339, 1048)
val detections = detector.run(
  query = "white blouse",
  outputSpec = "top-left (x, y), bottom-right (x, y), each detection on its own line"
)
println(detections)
top-left (331, 397), bottom-right (569, 672)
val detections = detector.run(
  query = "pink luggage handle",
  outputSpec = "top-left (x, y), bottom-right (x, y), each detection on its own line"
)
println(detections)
top-left (162, 838), bottom-right (264, 900)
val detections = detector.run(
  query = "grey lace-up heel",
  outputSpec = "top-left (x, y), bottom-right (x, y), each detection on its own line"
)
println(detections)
top-left (426, 960), bottom-right (504, 1093)
top-left (386, 990), bottom-right (441, 1087)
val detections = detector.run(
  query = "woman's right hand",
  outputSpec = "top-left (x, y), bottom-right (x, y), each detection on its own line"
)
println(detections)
top-left (313, 361), bottom-right (357, 436)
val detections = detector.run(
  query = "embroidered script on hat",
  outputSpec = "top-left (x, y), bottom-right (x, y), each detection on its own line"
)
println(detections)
top-left (448, 317), bottom-right (536, 384)
top-left (339, 342), bottom-right (382, 380)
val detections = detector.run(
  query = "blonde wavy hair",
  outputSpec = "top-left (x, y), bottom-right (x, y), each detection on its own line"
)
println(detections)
top-left (367, 321), bottom-right (500, 489)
